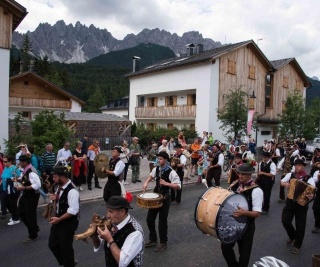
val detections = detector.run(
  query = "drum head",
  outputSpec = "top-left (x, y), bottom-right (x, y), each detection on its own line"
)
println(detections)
top-left (216, 193), bottom-right (249, 244)
top-left (139, 193), bottom-right (160, 199)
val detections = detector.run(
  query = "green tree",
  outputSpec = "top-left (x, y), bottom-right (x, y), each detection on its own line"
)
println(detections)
top-left (20, 34), bottom-right (32, 72)
top-left (30, 110), bottom-right (74, 154)
top-left (217, 87), bottom-right (248, 140)
top-left (278, 90), bottom-right (306, 138)
top-left (303, 98), bottom-right (320, 139)
top-left (85, 86), bottom-right (106, 113)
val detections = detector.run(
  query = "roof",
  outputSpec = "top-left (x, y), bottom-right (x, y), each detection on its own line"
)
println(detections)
top-left (10, 71), bottom-right (85, 105)
top-left (100, 97), bottom-right (129, 111)
top-left (1, 0), bottom-right (28, 31)
top-left (270, 58), bottom-right (311, 87)
top-left (55, 111), bottom-right (130, 122)
top-left (126, 40), bottom-right (274, 78)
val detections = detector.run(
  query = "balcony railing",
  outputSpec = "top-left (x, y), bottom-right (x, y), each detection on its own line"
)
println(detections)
top-left (9, 97), bottom-right (71, 109)
top-left (135, 105), bottom-right (196, 118)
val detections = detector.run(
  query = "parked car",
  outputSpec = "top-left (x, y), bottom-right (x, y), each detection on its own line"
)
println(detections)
top-left (305, 137), bottom-right (320, 159)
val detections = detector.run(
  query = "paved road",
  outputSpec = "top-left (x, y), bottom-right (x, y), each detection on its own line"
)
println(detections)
top-left (1, 176), bottom-right (319, 267)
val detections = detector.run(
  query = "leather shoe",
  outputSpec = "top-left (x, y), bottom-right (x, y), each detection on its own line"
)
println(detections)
top-left (154, 243), bottom-right (168, 252)
top-left (136, 179), bottom-right (142, 182)
top-left (291, 247), bottom-right (300, 254)
top-left (132, 180), bottom-right (136, 183)
top-left (286, 239), bottom-right (294, 245)
top-left (88, 185), bottom-right (92, 190)
top-left (95, 185), bottom-right (102, 189)
top-left (145, 240), bottom-right (157, 247)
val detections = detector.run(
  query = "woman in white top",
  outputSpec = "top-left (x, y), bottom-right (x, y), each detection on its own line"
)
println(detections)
top-left (120, 141), bottom-right (130, 185)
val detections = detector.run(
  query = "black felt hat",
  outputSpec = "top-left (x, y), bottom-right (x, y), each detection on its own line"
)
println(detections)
top-left (235, 153), bottom-right (243, 159)
top-left (174, 143), bottom-right (182, 149)
top-left (106, 196), bottom-right (133, 210)
top-left (262, 151), bottom-right (271, 158)
top-left (293, 158), bottom-right (307, 166)
top-left (112, 146), bottom-right (123, 153)
top-left (52, 165), bottom-right (69, 175)
top-left (236, 163), bottom-right (255, 174)
top-left (156, 151), bottom-right (170, 160)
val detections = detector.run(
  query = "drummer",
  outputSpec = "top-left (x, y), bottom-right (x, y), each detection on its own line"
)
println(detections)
top-left (142, 151), bottom-right (181, 252)
top-left (102, 147), bottom-right (125, 202)
top-left (222, 163), bottom-right (263, 267)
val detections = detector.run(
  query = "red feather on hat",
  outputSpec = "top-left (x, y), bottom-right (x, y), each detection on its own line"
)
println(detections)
top-left (125, 192), bottom-right (133, 203)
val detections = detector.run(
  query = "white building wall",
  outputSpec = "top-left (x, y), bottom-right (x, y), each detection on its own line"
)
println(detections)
top-left (71, 100), bottom-right (82, 112)
top-left (130, 64), bottom-right (216, 134)
top-left (0, 48), bottom-right (10, 151)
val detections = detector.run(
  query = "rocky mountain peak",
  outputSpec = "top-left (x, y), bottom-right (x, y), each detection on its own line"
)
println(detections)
top-left (12, 20), bottom-right (221, 63)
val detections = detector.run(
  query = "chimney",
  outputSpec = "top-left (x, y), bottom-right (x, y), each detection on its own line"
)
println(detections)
top-left (19, 61), bottom-right (23, 73)
top-left (196, 44), bottom-right (204, 54)
top-left (186, 43), bottom-right (195, 56)
top-left (132, 56), bottom-right (141, 73)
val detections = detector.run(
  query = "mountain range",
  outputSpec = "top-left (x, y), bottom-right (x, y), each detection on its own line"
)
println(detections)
top-left (12, 20), bottom-right (221, 63)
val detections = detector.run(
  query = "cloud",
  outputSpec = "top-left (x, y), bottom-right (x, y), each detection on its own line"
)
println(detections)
top-left (15, 0), bottom-right (320, 76)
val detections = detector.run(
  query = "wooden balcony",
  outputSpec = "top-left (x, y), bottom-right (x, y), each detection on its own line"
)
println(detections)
top-left (9, 97), bottom-right (71, 109)
top-left (135, 105), bottom-right (196, 118)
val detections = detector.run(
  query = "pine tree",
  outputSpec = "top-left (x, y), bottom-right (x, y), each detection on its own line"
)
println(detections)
top-left (85, 85), bottom-right (106, 113)
top-left (20, 34), bottom-right (32, 72)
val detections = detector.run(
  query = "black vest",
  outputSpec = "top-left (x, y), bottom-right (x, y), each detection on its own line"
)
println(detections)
top-left (259, 161), bottom-right (272, 179)
top-left (21, 168), bottom-right (37, 196)
top-left (57, 183), bottom-right (78, 221)
top-left (154, 166), bottom-right (172, 196)
top-left (104, 222), bottom-right (135, 267)
top-left (108, 157), bottom-right (121, 182)
top-left (173, 154), bottom-right (184, 177)
top-left (211, 151), bottom-right (221, 166)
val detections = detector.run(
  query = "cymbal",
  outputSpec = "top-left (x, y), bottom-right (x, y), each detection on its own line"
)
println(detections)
top-left (94, 154), bottom-right (109, 166)
top-left (95, 162), bottom-right (109, 179)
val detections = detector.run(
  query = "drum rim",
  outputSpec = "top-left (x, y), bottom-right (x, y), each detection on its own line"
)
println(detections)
top-left (215, 193), bottom-right (249, 244)
top-left (138, 192), bottom-right (161, 199)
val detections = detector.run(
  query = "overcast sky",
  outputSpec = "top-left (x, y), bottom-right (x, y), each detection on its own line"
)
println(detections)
top-left (17, 0), bottom-right (320, 77)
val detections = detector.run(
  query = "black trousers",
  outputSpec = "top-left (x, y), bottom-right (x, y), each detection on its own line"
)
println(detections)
top-left (313, 193), bottom-right (320, 228)
top-left (103, 180), bottom-right (121, 203)
top-left (206, 167), bottom-right (222, 187)
top-left (171, 171), bottom-right (183, 203)
top-left (49, 219), bottom-right (79, 267)
top-left (282, 199), bottom-right (308, 248)
top-left (0, 191), bottom-right (8, 215)
top-left (147, 195), bottom-right (171, 244)
top-left (279, 175), bottom-right (286, 200)
top-left (257, 177), bottom-right (273, 212)
top-left (7, 193), bottom-right (20, 221)
top-left (123, 163), bottom-right (129, 182)
top-left (221, 221), bottom-right (255, 267)
top-left (87, 160), bottom-right (99, 186)
top-left (19, 193), bottom-right (40, 239)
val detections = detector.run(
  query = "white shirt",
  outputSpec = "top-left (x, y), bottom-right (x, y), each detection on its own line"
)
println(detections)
top-left (150, 166), bottom-right (181, 189)
top-left (259, 160), bottom-right (276, 175)
top-left (16, 151), bottom-right (22, 165)
top-left (158, 145), bottom-right (170, 155)
top-left (26, 171), bottom-right (41, 190)
top-left (251, 187), bottom-right (264, 212)
top-left (56, 180), bottom-right (80, 215)
top-left (281, 172), bottom-right (316, 187)
top-left (87, 148), bottom-right (101, 161)
top-left (57, 148), bottom-right (72, 161)
top-left (94, 215), bottom-right (144, 267)
top-left (179, 154), bottom-right (187, 166)
top-left (312, 170), bottom-right (319, 184)
top-left (112, 159), bottom-right (126, 177)
top-left (217, 153), bottom-right (224, 167)
top-left (120, 148), bottom-right (130, 164)
top-left (275, 148), bottom-right (281, 157)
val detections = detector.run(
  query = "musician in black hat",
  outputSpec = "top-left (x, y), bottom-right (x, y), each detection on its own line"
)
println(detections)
top-left (222, 163), bottom-right (263, 267)
top-left (311, 163), bottom-right (320, 234)
top-left (15, 154), bottom-right (41, 243)
top-left (92, 196), bottom-right (144, 267)
top-left (206, 144), bottom-right (224, 187)
top-left (142, 151), bottom-right (181, 252)
top-left (170, 143), bottom-right (187, 204)
top-left (102, 146), bottom-right (125, 202)
top-left (281, 158), bottom-right (315, 254)
top-left (256, 151), bottom-right (277, 214)
top-left (48, 165), bottom-right (80, 267)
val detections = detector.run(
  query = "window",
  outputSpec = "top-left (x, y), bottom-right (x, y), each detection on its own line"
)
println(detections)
top-left (248, 65), bottom-right (256, 79)
top-left (165, 95), bottom-right (177, 106)
top-left (295, 79), bottom-right (302, 90)
top-left (147, 97), bottom-right (158, 107)
top-left (265, 74), bottom-right (273, 109)
top-left (187, 94), bottom-right (196, 105)
top-left (139, 96), bottom-right (145, 107)
top-left (21, 111), bottom-right (31, 119)
top-left (227, 60), bottom-right (237, 75)
top-left (283, 76), bottom-right (289, 88)
top-left (167, 123), bottom-right (174, 130)
top-left (146, 123), bottom-right (157, 131)
top-left (261, 131), bottom-right (271, 135)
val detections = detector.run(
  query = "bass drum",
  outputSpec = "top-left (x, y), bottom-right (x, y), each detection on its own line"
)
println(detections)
top-left (194, 187), bottom-right (249, 244)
